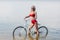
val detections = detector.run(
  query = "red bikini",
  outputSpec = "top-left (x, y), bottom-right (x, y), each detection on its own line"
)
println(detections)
top-left (29, 13), bottom-right (35, 17)
top-left (29, 13), bottom-right (37, 24)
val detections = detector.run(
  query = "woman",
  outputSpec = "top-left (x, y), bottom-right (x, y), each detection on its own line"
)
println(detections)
top-left (24, 5), bottom-right (39, 34)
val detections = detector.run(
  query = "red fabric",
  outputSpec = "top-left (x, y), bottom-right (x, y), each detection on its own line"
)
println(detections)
top-left (29, 13), bottom-right (35, 17)
top-left (31, 20), bottom-right (37, 24)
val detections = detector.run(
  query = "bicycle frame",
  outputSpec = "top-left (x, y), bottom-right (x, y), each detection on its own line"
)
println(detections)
top-left (12, 19), bottom-right (48, 39)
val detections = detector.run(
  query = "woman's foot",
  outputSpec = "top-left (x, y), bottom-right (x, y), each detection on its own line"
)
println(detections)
top-left (34, 31), bottom-right (39, 34)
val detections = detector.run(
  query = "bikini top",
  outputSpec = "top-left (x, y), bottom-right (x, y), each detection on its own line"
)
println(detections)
top-left (29, 13), bottom-right (35, 17)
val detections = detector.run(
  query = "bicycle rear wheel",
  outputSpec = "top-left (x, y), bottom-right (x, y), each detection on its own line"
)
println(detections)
top-left (28, 26), bottom-right (48, 38)
top-left (13, 26), bottom-right (27, 40)
top-left (38, 26), bottom-right (48, 37)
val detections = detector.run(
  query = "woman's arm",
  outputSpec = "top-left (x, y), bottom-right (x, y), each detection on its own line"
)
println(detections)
top-left (24, 15), bottom-right (30, 19)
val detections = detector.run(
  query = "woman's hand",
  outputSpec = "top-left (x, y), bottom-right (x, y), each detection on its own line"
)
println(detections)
top-left (24, 16), bottom-right (30, 19)
top-left (24, 17), bottom-right (26, 20)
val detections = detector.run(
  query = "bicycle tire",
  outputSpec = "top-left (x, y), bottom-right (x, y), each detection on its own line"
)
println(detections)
top-left (38, 26), bottom-right (48, 37)
top-left (13, 26), bottom-right (27, 40)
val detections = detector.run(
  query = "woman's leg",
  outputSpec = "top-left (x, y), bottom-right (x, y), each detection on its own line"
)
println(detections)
top-left (34, 22), bottom-right (39, 34)
top-left (28, 23), bottom-right (34, 34)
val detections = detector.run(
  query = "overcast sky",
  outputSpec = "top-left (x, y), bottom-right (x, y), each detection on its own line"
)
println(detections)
top-left (0, 0), bottom-right (60, 1)
top-left (0, 1), bottom-right (60, 28)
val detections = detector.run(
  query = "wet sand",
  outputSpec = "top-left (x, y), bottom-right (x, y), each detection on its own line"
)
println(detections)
top-left (0, 24), bottom-right (60, 40)
top-left (0, 32), bottom-right (60, 40)
top-left (0, 35), bottom-right (58, 40)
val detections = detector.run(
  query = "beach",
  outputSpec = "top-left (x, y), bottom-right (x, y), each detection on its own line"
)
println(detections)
top-left (0, 23), bottom-right (60, 40)
top-left (0, 1), bottom-right (60, 40)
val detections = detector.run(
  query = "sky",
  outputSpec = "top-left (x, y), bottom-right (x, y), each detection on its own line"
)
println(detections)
top-left (0, 0), bottom-right (60, 1)
top-left (0, 1), bottom-right (60, 28)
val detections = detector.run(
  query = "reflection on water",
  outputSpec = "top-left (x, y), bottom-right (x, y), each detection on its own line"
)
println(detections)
top-left (27, 33), bottom-right (48, 40)
top-left (27, 33), bottom-right (39, 40)
top-left (13, 33), bottom-right (47, 40)
top-left (0, 24), bottom-right (60, 40)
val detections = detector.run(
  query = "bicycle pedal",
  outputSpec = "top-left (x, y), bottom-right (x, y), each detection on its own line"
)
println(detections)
top-left (34, 32), bottom-right (37, 34)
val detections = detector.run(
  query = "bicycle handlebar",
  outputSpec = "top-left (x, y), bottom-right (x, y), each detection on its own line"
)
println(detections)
top-left (24, 19), bottom-right (30, 22)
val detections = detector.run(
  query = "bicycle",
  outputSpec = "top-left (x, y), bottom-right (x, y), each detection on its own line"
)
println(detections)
top-left (12, 19), bottom-right (48, 40)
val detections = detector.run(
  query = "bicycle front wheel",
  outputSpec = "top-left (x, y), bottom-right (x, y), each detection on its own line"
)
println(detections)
top-left (13, 26), bottom-right (27, 40)
top-left (38, 26), bottom-right (48, 37)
